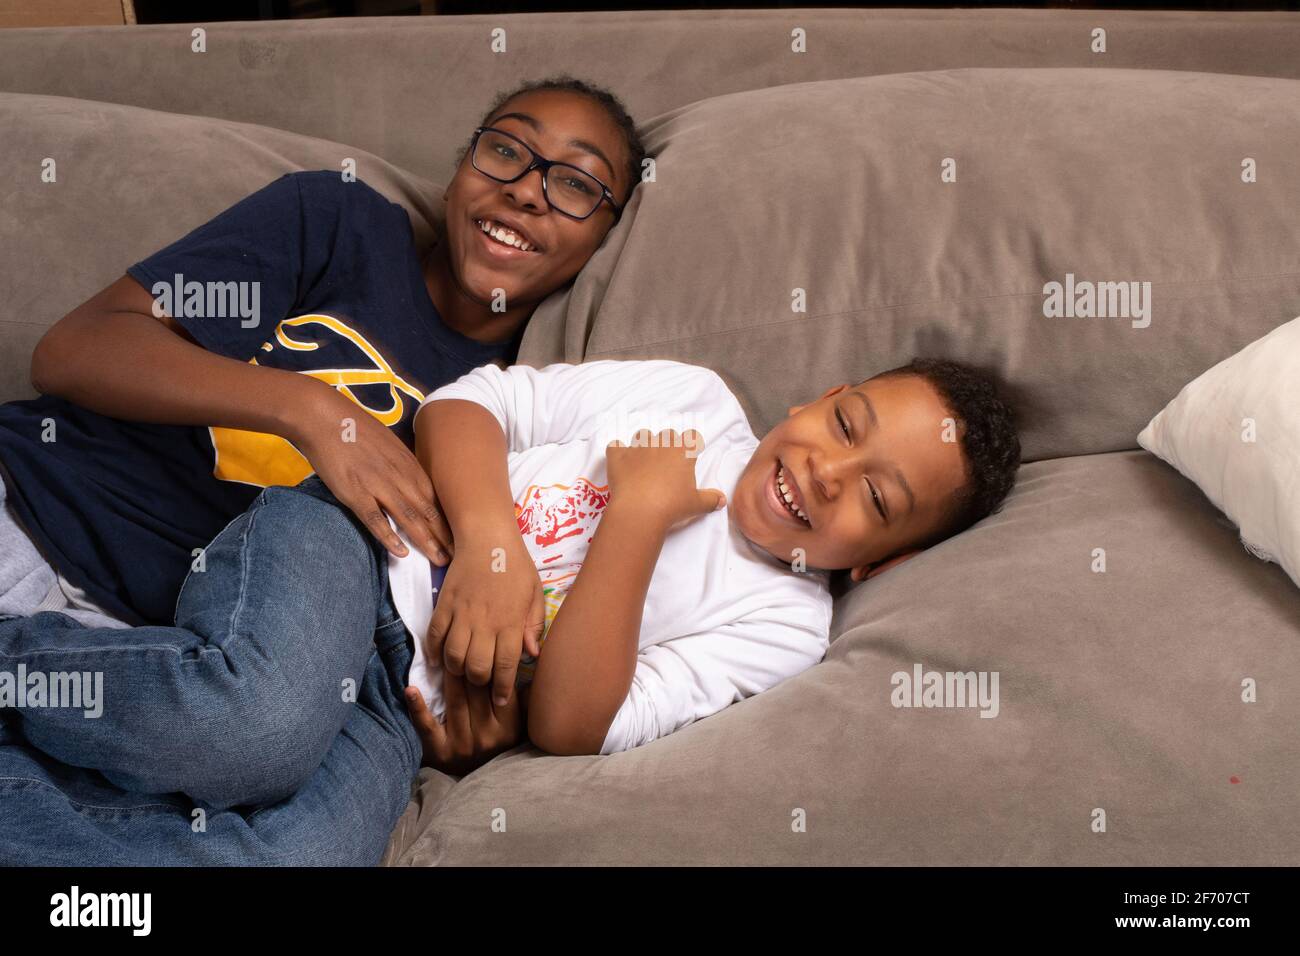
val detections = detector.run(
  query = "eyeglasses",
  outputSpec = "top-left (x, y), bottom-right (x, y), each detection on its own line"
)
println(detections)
top-left (469, 126), bottom-right (622, 221)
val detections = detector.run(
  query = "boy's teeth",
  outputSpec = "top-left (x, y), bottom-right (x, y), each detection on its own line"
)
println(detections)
top-left (776, 465), bottom-right (809, 524)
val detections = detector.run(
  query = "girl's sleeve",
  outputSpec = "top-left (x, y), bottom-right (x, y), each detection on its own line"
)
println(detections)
top-left (597, 608), bottom-right (831, 755)
top-left (124, 170), bottom-right (376, 362)
top-left (414, 359), bottom-right (750, 453)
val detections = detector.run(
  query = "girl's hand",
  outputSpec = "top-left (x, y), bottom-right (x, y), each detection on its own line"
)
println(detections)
top-left (605, 428), bottom-right (726, 532)
top-left (426, 531), bottom-right (545, 708)
top-left (403, 671), bottom-right (526, 777)
top-left (291, 392), bottom-right (454, 566)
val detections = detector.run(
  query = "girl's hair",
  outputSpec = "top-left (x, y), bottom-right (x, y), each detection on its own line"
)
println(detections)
top-left (460, 75), bottom-right (647, 202)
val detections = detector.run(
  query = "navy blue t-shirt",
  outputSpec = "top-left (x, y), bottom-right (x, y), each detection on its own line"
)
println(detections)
top-left (0, 171), bottom-right (522, 625)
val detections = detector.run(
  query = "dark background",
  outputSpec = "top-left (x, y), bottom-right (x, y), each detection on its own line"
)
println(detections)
top-left (131, 1), bottom-right (1300, 23)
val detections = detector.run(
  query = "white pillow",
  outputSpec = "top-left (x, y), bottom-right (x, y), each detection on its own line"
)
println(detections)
top-left (1137, 315), bottom-right (1300, 590)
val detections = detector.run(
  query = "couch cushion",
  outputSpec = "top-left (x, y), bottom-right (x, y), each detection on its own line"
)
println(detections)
top-left (4, 11), bottom-right (1300, 186)
top-left (1138, 314), bottom-right (1300, 591)
top-left (386, 449), bottom-right (1300, 865)
top-left (519, 68), bottom-right (1300, 463)
top-left (0, 92), bottom-right (444, 403)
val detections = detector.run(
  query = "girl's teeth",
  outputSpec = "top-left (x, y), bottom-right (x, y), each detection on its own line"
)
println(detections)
top-left (479, 219), bottom-right (534, 252)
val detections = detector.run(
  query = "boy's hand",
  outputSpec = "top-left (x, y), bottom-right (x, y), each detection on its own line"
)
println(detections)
top-left (426, 532), bottom-right (545, 707)
top-left (605, 428), bottom-right (726, 532)
top-left (403, 672), bottom-right (526, 777)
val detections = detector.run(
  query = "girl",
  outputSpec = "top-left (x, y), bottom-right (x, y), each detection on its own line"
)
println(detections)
top-left (0, 77), bottom-right (646, 865)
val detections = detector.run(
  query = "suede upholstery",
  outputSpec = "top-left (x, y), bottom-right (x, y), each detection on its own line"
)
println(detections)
top-left (1, 10), bottom-right (1296, 866)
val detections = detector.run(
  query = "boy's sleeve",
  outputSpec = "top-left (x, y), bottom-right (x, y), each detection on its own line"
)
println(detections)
top-left (416, 359), bottom-right (747, 453)
top-left (597, 610), bottom-right (831, 755)
top-left (124, 172), bottom-right (319, 361)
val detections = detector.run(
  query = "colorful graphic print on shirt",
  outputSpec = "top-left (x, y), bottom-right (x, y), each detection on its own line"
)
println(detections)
top-left (513, 476), bottom-right (611, 681)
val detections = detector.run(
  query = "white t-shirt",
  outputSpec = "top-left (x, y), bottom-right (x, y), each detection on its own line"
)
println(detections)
top-left (387, 360), bottom-right (833, 755)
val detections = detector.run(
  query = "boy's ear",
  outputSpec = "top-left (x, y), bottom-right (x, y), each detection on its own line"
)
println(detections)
top-left (852, 548), bottom-right (923, 583)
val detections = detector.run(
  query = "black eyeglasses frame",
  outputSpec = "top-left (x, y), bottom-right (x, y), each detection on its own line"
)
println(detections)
top-left (470, 126), bottom-right (623, 222)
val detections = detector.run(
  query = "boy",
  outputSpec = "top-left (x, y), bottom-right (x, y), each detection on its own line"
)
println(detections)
top-left (0, 354), bottom-right (1016, 864)
top-left (396, 357), bottom-right (1020, 757)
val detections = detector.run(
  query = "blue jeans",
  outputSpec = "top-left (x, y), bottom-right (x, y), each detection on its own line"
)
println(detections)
top-left (0, 476), bottom-right (422, 865)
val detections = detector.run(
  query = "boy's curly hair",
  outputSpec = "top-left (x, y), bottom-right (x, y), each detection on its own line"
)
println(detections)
top-left (870, 357), bottom-right (1022, 551)
top-left (458, 75), bottom-right (647, 203)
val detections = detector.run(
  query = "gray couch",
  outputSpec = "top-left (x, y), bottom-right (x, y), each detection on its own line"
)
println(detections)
top-left (1, 9), bottom-right (1297, 866)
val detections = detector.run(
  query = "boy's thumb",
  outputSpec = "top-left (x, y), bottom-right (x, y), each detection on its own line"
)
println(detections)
top-left (703, 489), bottom-right (727, 512)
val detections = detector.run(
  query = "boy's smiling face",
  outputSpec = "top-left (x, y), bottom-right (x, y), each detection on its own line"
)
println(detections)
top-left (732, 374), bottom-right (970, 578)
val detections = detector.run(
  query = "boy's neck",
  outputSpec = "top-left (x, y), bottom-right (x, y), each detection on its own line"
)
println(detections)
top-left (422, 243), bottom-right (530, 346)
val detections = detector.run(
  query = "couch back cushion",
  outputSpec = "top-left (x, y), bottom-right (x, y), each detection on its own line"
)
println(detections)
top-left (519, 68), bottom-right (1300, 462)
top-left (0, 92), bottom-right (442, 403)
top-left (4, 12), bottom-right (1300, 185)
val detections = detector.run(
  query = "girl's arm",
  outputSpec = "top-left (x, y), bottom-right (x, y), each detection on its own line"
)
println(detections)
top-left (33, 275), bottom-right (333, 443)
top-left (31, 274), bottom-right (451, 563)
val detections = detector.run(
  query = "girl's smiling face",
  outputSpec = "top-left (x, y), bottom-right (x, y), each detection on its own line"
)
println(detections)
top-left (440, 89), bottom-right (631, 314)
top-left (732, 374), bottom-right (970, 577)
